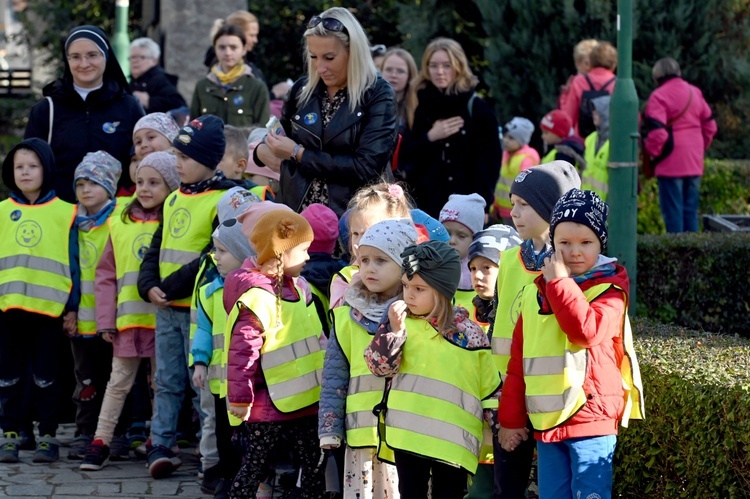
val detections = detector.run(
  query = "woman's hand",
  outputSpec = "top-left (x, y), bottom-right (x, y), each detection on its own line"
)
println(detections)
top-left (265, 132), bottom-right (299, 161)
top-left (542, 251), bottom-right (570, 281)
top-left (388, 300), bottom-right (408, 336)
top-left (427, 116), bottom-right (465, 142)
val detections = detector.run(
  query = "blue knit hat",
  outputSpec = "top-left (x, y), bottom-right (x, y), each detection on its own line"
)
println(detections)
top-left (172, 115), bottom-right (226, 169)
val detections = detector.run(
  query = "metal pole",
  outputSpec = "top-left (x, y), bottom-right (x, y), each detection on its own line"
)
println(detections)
top-left (608, 0), bottom-right (639, 313)
top-left (112, 0), bottom-right (131, 78)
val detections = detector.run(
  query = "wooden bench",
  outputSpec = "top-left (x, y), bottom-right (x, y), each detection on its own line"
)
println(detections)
top-left (0, 69), bottom-right (32, 97)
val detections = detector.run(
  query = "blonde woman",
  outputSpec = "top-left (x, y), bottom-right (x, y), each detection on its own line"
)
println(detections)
top-left (254, 7), bottom-right (398, 217)
top-left (402, 37), bottom-right (501, 218)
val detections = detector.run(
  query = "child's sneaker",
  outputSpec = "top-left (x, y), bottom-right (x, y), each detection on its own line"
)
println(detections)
top-left (126, 423), bottom-right (147, 449)
top-left (67, 433), bottom-right (92, 460)
top-left (109, 436), bottom-right (130, 461)
top-left (147, 445), bottom-right (182, 479)
top-left (0, 432), bottom-right (20, 463)
top-left (79, 439), bottom-right (110, 471)
top-left (32, 435), bottom-right (60, 463)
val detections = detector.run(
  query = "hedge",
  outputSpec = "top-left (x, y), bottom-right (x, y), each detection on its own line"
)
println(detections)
top-left (637, 159), bottom-right (750, 234)
top-left (636, 232), bottom-right (750, 337)
top-left (614, 319), bottom-right (750, 497)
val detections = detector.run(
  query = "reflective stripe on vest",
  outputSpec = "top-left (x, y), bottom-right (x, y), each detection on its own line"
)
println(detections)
top-left (583, 132), bottom-right (610, 200)
top-left (492, 246), bottom-right (540, 380)
top-left (231, 285), bottom-right (323, 413)
top-left (110, 216), bottom-right (159, 331)
top-left (159, 190), bottom-right (224, 307)
top-left (0, 199), bottom-right (76, 317)
top-left (521, 282), bottom-right (617, 430)
top-left (494, 153), bottom-right (532, 211)
top-left (332, 306), bottom-right (387, 448)
top-left (382, 317), bottom-right (499, 474)
top-left (78, 222), bottom-right (112, 335)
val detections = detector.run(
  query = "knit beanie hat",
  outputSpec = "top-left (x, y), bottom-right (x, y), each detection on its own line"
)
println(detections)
top-left (73, 150), bottom-right (122, 199)
top-left (300, 203), bottom-right (340, 255)
top-left (411, 209), bottom-right (450, 243)
top-left (172, 115), bottom-right (226, 169)
top-left (439, 193), bottom-right (486, 234)
top-left (136, 151), bottom-right (179, 192)
top-left (550, 189), bottom-right (609, 250)
top-left (251, 210), bottom-right (314, 265)
top-left (360, 219), bottom-right (418, 265)
top-left (401, 240), bottom-right (461, 300)
top-left (134, 112), bottom-right (181, 143)
top-left (504, 117), bottom-right (535, 146)
top-left (510, 160), bottom-right (581, 223)
top-left (468, 224), bottom-right (523, 266)
top-left (213, 217), bottom-right (255, 261)
top-left (540, 110), bottom-right (573, 139)
top-left (238, 201), bottom-right (293, 250)
top-left (217, 186), bottom-right (261, 223)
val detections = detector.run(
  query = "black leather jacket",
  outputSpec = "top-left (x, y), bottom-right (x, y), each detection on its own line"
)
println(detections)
top-left (265, 75), bottom-right (397, 217)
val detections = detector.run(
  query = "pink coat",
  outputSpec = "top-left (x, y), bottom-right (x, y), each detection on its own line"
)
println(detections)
top-left (643, 77), bottom-right (717, 178)
top-left (561, 67), bottom-right (617, 138)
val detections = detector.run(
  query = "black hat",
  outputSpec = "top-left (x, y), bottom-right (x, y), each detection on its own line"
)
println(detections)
top-left (172, 115), bottom-right (226, 170)
top-left (550, 189), bottom-right (609, 250)
top-left (509, 160), bottom-right (581, 223)
top-left (401, 240), bottom-right (461, 300)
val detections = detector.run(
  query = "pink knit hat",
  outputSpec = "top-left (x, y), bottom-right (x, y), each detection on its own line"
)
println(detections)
top-left (238, 201), bottom-right (293, 250)
top-left (245, 129), bottom-right (281, 181)
top-left (300, 203), bottom-right (339, 255)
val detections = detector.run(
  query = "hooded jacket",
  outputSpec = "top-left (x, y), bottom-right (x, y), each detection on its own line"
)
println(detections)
top-left (24, 25), bottom-right (144, 203)
top-left (1, 138), bottom-right (80, 312)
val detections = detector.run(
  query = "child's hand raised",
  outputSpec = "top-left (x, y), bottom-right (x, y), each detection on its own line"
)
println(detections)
top-left (542, 250), bottom-right (570, 281)
top-left (388, 300), bottom-right (408, 336)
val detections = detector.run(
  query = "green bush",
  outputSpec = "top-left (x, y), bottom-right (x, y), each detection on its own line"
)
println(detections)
top-left (636, 232), bottom-right (750, 336)
top-left (614, 319), bottom-right (750, 497)
top-left (637, 159), bottom-right (750, 234)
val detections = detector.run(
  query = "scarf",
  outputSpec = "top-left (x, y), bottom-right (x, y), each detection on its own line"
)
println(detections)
top-left (76, 200), bottom-right (116, 232)
top-left (519, 239), bottom-right (553, 271)
top-left (210, 63), bottom-right (246, 86)
top-left (344, 276), bottom-right (399, 322)
top-left (180, 170), bottom-right (227, 195)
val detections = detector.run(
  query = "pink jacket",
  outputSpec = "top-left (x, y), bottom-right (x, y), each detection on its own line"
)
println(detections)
top-left (562, 67), bottom-right (617, 138)
top-left (643, 77), bottom-right (717, 178)
top-left (224, 263), bottom-right (318, 422)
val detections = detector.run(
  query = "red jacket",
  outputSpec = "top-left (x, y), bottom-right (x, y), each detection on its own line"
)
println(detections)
top-left (561, 67), bottom-right (616, 138)
top-left (498, 264), bottom-right (630, 442)
top-left (223, 262), bottom-right (318, 422)
top-left (643, 77), bottom-right (717, 178)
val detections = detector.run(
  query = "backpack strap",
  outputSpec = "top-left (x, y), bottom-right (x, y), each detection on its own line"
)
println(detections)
top-left (602, 76), bottom-right (617, 91)
top-left (583, 73), bottom-right (596, 91)
top-left (45, 96), bottom-right (53, 144)
top-left (669, 89), bottom-right (693, 126)
top-left (467, 92), bottom-right (477, 119)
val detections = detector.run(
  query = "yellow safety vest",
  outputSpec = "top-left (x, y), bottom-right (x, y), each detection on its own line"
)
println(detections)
top-left (189, 253), bottom-right (218, 365)
top-left (227, 284), bottom-right (324, 413)
top-left (583, 132), bottom-right (609, 200)
top-left (382, 316), bottom-right (499, 474)
top-left (541, 149), bottom-right (556, 164)
top-left (109, 215), bottom-right (158, 331)
top-left (159, 190), bottom-right (225, 307)
top-left (453, 287), bottom-right (476, 314)
top-left (249, 184), bottom-right (274, 201)
top-left (521, 282), bottom-right (630, 430)
top-left (0, 198), bottom-right (76, 317)
top-left (494, 152), bottom-right (534, 213)
top-left (492, 246), bottom-right (540, 381)
top-left (78, 218), bottom-right (113, 336)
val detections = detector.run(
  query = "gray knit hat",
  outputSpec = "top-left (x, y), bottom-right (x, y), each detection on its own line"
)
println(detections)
top-left (439, 193), bottom-right (486, 234)
top-left (213, 217), bottom-right (255, 262)
top-left (360, 219), bottom-right (418, 265)
top-left (504, 117), bottom-right (535, 146)
top-left (509, 160), bottom-right (581, 223)
top-left (136, 151), bottom-right (179, 192)
top-left (217, 186), bottom-right (261, 223)
top-left (468, 224), bottom-right (523, 266)
top-left (73, 150), bottom-right (122, 199)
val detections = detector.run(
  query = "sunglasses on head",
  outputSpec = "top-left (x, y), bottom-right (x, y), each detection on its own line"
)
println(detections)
top-left (307, 16), bottom-right (349, 36)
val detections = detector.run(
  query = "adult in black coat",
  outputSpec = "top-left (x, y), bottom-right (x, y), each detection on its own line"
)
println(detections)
top-left (24, 25), bottom-right (145, 202)
top-left (129, 37), bottom-right (187, 114)
top-left (402, 37), bottom-right (501, 219)
top-left (253, 7), bottom-right (397, 217)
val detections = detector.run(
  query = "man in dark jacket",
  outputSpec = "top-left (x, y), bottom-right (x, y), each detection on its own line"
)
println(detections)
top-left (129, 37), bottom-right (187, 114)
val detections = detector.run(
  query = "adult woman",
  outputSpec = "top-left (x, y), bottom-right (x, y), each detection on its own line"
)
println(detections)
top-left (129, 37), bottom-right (187, 114)
top-left (254, 7), bottom-right (397, 217)
top-left (381, 48), bottom-right (418, 177)
top-left (191, 24), bottom-right (269, 127)
top-left (204, 11), bottom-right (264, 83)
top-left (403, 37), bottom-right (501, 218)
top-left (24, 25), bottom-right (144, 202)
top-left (642, 57), bottom-right (717, 233)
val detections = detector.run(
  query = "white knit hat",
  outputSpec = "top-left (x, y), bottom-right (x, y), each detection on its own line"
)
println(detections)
top-left (359, 218), bottom-right (418, 265)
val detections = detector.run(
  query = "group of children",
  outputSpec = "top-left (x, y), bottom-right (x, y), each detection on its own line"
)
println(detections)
top-left (0, 103), bottom-right (643, 498)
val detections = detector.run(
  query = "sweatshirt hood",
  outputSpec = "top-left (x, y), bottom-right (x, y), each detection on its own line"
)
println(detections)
top-left (2, 137), bottom-right (57, 200)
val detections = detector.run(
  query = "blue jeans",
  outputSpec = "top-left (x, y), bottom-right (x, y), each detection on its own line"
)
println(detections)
top-left (537, 435), bottom-right (616, 499)
top-left (152, 307), bottom-right (192, 448)
top-left (657, 176), bottom-right (701, 233)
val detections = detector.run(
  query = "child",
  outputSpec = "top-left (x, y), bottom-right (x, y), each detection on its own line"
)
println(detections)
top-left (137, 114), bottom-right (237, 478)
top-left (557, 39), bottom-right (598, 110)
top-left (246, 128), bottom-right (280, 200)
top-left (133, 112), bottom-right (180, 162)
top-left (217, 125), bottom-right (250, 182)
top-left (320, 218), bottom-right (418, 498)
top-left (539, 109), bottom-right (586, 169)
top-left (492, 117), bottom-right (540, 224)
top-left (438, 193), bottom-right (486, 313)
top-left (498, 189), bottom-right (643, 498)
top-left (300, 203), bottom-right (344, 335)
top-left (191, 215), bottom-right (254, 497)
top-left (80, 151), bottom-right (179, 470)
top-left (0, 138), bottom-right (78, 463)
top-left (364, 240), bottom-right (500, 498)
top-left (225, 209), bottom-right (325, 497)
top-left (491, 160), bottom-right (580, 498)
top-left (68, 151), bottom-right (123, 460)
top-left (329, 182), bottom-right (412, 310)
top-left (583, 95), bottom-right (611, 200)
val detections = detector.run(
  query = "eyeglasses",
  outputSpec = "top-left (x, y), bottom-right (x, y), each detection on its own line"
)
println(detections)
top-left (128, 55), bottom-right (150, 62)
top-left (307, 16), bottom-right (349, 37)
top-left (67, 52), bottom-right (104, 64)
